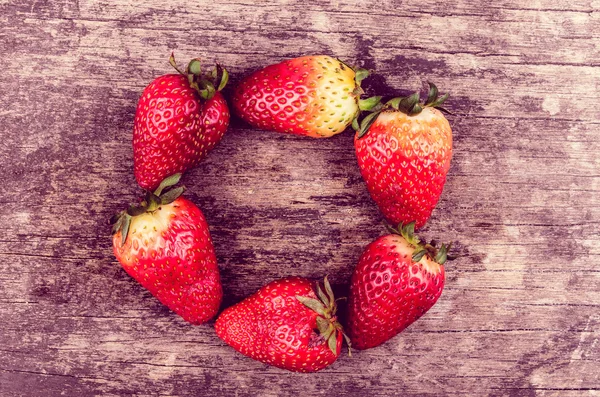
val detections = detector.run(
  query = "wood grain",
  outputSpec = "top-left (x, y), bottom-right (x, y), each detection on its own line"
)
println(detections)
top-left (1, 0), bottom-right (599, 395)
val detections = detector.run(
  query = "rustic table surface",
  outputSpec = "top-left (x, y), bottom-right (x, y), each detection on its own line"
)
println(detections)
top-left (1, 0), bottom-right (599, 396)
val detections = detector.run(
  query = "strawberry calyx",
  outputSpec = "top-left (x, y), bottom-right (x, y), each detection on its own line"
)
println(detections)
top-left (296, 276), bottom-right (352, 356)
top-left (386, 222), bottom-right (451, 265)
top-left (169, 53), bottom-right (228, 100)
top-left (386, 82), bottom-right (450, 116)
top-left (353, 94), bottom-right (383, 131)
top-left (355, 82), bottom-right (450, 139)
top-left (110, 173), bottom-right (185, 246)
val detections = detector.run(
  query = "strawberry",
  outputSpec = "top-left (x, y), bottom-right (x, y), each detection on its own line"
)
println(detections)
top-left (215, 276), bottom-right (350, 372)
top-left (347, 222), bottom-right (449, 350)
top-left (232, 55), bottom-right (381, 138)
top-left (354, 83), bottom-right (452, 229)
top-left (134, 54), bottom-right (230, 190)
top-left (110, 174), bottom-right (222, 324)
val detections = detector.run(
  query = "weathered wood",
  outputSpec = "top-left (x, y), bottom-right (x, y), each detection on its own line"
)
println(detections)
top-left (1, 0), bottom-right (599, 395)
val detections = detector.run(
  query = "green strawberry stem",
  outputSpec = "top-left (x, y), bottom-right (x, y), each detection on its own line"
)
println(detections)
top-left (296, 276), bottom-right (352, 356)
top-left (110, 173), bottom-right (186, 246)
top-left (355, 82), bottom-right (451, 139)
top-left (386, 82), bottom-right (451, 116)
top-left (356, 111), bottom-right (380, 138)
top-left (169, 53), bottom-right (228, 100)
top-left (386, 222), bottom-right (451, 265)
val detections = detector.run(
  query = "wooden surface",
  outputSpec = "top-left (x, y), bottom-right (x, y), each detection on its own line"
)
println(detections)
top-left (1, 1), bottom-right (599, 396)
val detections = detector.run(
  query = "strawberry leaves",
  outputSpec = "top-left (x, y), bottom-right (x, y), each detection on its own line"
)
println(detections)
top-left (395, 92), bottom-right (423, 115)
top-left (390, 82), bottom-right (449, 115)
top-left (168, 52), bottom-right (185, 74)
top-left (127, 204), bottom-right (147, 217)
top-left (187, 59), bottom-right (202, 75)
top-left (358, 96), bottom-right (382, 111)
top-left (354, 68), bottom-right (370, 85)
top-left (216, 65), bottom-right (229, 91)
top-left (355, 83), bottom-right (451, 138)
top-left (296, 276), bottom-right (351, 356)
top-left (160, 187), bottom-right (185, 205)
top-left (146, 191), bottom-right (162, 211)
top-left (110, 173), bottom-right (186, 246)
top-left (327, 332), bottom-right (337, 355)
top-left (426, 82), bottom-right (438, 105)
top-left (424, 82), bottom-right (449, 109)
top-left (357, 82), bottom-right (451, 130)
top-left (434, 243), bottom-right (451, 265)
top-left (357, 111), bottom-right (381, 138)
top-left (412, 249), bottom-right (428, 262)
top-left (296, 296), bottom-right (327, 317)
top-left (316, 283), bottom-right (331, 308)
top-left (120, 214), bottom-right (132, 246)
top-left (387, 90), bottom-right (424, 115)
top-left (387, 222), bottom-right (452, 265)
top-left (323, 277), bottom-right (335, 308)
top-left (169, 53), bottom-right (229, 100)
top-left (153, 174), bottom-right (185, 206)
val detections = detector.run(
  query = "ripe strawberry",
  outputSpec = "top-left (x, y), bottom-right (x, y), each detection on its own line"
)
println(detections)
top-left (134, 54), bottom-right (230, 190)
top-left (232, 55), bottom-right (381, 138)
top-left (215, 276), bottom-right (350, 372)
top-left (347, 222), bottom-right (449, 350)
top-left (110, 174), bottom-right (222, 324)
top-left (354, 83), bottom-right (452, 229)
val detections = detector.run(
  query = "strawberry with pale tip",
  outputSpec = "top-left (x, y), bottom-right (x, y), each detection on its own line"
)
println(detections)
top-left (111, 174), bottom-right (222, 325)
top-left (354, 83), bottom-right (453, 229)
top-left (232, 55), bottom-right (381, 138)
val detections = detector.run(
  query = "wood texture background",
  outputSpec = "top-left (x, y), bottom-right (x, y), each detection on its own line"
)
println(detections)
top-left (1, 0), bottom-right (599, 396)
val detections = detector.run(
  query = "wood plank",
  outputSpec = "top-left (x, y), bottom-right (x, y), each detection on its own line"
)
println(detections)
top-left (1, 0), bottom-right (599, 395)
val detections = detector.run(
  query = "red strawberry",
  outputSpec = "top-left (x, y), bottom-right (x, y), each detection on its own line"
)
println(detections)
top-left (111, 174), bottom-right (222, 324)
top-left (134, 54), bottom-right (230, 190)
top-left (232, 55), bottom-right (380, 138)
top-left (347, 222), bottom-right (449, 349)
top-left (215, 276), bottom-right (350, 372)
top-left (354, 83), bottom-right (452, 229)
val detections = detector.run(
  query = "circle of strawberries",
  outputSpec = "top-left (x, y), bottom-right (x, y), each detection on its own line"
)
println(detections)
top-left (110, 54), bottom-right (454, 373)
